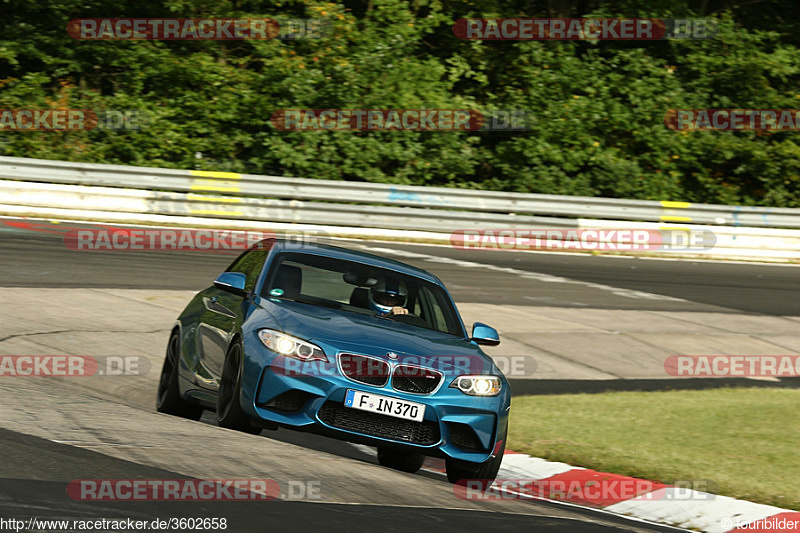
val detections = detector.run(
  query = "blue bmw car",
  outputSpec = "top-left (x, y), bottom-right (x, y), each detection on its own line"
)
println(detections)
top-left (157, 239), bottom-right (510, 482)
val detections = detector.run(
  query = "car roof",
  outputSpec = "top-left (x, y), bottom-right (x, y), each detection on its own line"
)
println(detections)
top-left (270, 239), bottom-right (442, 285)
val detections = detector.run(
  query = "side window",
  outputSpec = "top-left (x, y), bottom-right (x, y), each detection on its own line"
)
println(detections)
top-left (417, 287), bottom-right (447, 332)
top-left (227, 250), bottom-right (268, 292)
top-left (413, 295), bottom-right (423, 316)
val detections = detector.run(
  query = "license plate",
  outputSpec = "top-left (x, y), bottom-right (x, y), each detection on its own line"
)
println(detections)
top-left (344, 389), bottom-right (425, 422)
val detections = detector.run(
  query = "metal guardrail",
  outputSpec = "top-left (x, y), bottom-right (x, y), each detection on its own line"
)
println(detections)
top-left (0, 180), bottom-right (578, 231)
top-left (1, 156), bottom-right (800, 230)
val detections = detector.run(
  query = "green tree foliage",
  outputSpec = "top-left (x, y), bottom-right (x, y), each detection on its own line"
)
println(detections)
top-left (0, 0), bottom-right (798, 205)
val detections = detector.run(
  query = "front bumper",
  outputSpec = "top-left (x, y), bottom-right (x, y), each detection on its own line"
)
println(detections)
top-left (239, 344), bottom-right (510, 464)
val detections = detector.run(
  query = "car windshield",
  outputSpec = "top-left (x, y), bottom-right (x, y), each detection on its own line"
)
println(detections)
top-left (263, 252), bottom-right (464, 337)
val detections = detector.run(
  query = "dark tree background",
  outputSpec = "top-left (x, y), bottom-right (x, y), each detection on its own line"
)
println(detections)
top-left (1, 0), bottom-right (798, 206)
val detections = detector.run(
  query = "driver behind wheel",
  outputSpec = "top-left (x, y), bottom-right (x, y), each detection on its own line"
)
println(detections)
top-left (369, 278), bottom-right (409, 316)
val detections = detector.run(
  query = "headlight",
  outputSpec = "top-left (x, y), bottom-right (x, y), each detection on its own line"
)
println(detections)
top-left (258, 329), bottom-right (327, 362)
top-left (450, 375), bottom-right (502, 396)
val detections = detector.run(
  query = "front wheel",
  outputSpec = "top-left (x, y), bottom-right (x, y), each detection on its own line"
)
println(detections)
top-left (156, 331), bottom-right (203, 420)
top-left (217, 341), bottom-right (261, 435)
top-left (377, 448), bottom-right (425, 473)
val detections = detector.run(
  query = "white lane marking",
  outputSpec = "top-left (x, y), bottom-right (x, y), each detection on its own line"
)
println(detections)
top-left (524, 296), bottom-right (589, 307)
top-left (52, 440), bottom-right (158, 448)
top-left (360, 246), bottom-right (686, 302)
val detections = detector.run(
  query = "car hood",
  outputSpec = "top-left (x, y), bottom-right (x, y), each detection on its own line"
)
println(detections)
top-left (256, 299), bottom-right (494, 373)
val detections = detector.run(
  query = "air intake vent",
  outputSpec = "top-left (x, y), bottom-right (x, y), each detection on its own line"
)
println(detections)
top-left (447, 422), bottom-right (485, 451)
top-left (318, 401), bottom-right (439, 445)
top-left (261, 390), bottom-right (311, 412)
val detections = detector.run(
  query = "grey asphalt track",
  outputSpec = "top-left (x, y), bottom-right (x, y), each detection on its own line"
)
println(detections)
top-left (0, 427), bottom-right (640, 533)
top-left (1, 217), bottom-right (796, 532)
top-left (1, 219), bottom-right (797, 315)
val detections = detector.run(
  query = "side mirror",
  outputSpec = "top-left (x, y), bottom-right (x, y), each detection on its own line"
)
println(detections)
top-left (471, 322), bottom-right (500, 346)
top-left (213, 272), bottom-right (247, 296)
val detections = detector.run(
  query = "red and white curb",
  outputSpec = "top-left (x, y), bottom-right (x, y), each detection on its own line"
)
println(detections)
top-left (411, 451), bottom-right (799, 532)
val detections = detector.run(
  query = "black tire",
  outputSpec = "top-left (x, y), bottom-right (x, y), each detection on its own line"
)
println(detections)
top-left (156, 331), bottom-right (203, 420)
top-left (446, 424), bottom-right (507, 484)
top-left (217, 340), bottom-right (261, 435)
top-left (377, 448), bottom-right (426, 473)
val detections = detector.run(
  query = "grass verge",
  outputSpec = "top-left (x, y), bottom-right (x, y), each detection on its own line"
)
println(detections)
top-left (507, 387), bottom-right (799, 510)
